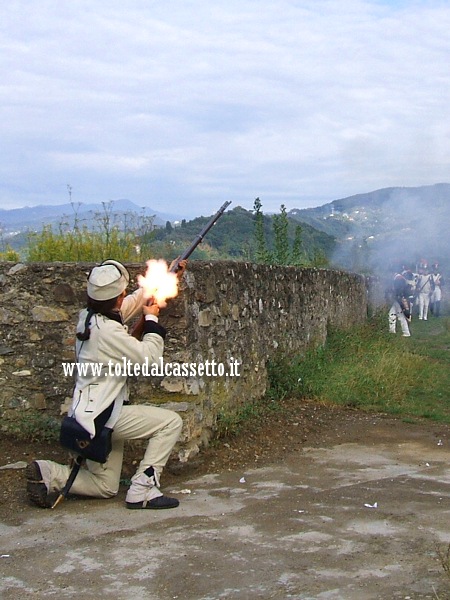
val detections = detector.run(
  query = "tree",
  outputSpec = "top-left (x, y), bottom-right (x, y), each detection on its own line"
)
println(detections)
top-left (273, 204), bottom-right (289, 265)
top-left (291, 224), bottom-right (305, 266)
top-left (252, 200), bottom-right (330, 267)
top-left (253, 197), bottom-right (270, 263)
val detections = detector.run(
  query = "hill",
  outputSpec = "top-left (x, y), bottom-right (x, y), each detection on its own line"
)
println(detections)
top-left (289, 183), bottom-right (450, 273)
top-left (147, 205), bottom-right (336, 263)
top-left (0, 200), bottom-right (181, 241)
top-left (2, 184), bottom-right (448, 272)
top-left (0, 200), bottom-right (335, 263)
top-left (0, 200), bottom-right (185, 254)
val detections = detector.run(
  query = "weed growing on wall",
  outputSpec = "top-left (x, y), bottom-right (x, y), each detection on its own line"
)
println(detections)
top-left (0, 246), bottom-right (20, 261)
top-left (26, 200), bottom-right (157, 262)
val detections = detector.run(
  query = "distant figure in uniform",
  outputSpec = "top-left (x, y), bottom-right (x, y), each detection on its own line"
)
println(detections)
top-left (416, 267), bottom-right (434, 321)
top-left (430, 263), bottom-right (444, 317)
top-left (401, 268), bottom-right (417, 314)
top-left (387, 271), bottom-right (412, 337)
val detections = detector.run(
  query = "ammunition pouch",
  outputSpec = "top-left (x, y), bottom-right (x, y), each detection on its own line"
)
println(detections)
top-left (400, 297), bottom-right (411, 320)
top-left (59, 416), bottom-right (113, 464)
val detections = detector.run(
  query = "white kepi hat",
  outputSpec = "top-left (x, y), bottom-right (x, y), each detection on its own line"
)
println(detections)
top-left (87, 259), bottom-right (130, 301)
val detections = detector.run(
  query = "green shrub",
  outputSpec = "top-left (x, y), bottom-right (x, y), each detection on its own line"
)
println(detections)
top-left (6, 411), bottom-right (60, 443)
top-left (296, 313), bottom-right (450, 422)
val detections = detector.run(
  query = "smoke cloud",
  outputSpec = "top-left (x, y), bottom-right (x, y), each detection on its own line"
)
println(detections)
top-left (330, 184), bottom-right (449, 278)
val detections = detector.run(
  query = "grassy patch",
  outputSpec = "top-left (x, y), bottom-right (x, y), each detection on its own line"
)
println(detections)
top-left (216, 313), bottom-right (450, 436)
top-left (215, 395), bottom-right (280, 438)
top-left (291, 313), bottom-right (450, 423)
top-left (5, 411), bottom-right (61, 443)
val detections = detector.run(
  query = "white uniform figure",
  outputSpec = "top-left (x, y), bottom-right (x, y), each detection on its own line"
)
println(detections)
top-left (26, 259), bottom-right (184, 510)
top-left (430, 265), bottom-right (443, 317)
top-left (388, 272), bottom-right (411, 337)
top-left (416, 271), bottom-right (433, 321)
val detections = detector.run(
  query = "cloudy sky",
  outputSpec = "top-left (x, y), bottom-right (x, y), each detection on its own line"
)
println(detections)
top-left (1, 0), bottom-right (450, 217)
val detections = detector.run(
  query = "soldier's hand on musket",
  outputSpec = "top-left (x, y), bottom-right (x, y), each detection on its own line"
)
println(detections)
top-left (170, 258), bottom-right (188, 279)
top-left (143, 298), bottom-right (160, 317)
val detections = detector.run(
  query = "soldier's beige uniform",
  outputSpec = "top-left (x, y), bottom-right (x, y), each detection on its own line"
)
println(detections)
top-left (28, 260), bottom-right (182, 509)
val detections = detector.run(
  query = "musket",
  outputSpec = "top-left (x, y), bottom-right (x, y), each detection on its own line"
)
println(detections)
top-left (168, 200), bottom-right (232, 273)
top-left (131, 200), bottom-right (232, 339)
top-left (51, 456), bottom-right (84, 509)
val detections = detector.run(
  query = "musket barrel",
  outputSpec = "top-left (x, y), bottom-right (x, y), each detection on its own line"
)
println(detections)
top-left (171, 200), bottom-right (231, 271)
top-left (131, 200), bottom-right (231, 337)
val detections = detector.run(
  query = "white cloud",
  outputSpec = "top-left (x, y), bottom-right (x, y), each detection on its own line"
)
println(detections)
top-left (1, 0), bottom-right (450, 215)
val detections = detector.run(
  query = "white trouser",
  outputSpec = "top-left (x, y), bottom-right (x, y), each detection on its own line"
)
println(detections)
top-left (418, 292), bottom-right (430, 320)
top-left (431, 287), bottom-right (442, 303)
top-left (45, 405), bottom-right (183, 498)
top-left (389, 301), bottom-right (410, 336)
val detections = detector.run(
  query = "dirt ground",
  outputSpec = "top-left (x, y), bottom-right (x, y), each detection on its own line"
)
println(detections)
top-left (0, 399), bottom-right (384, 523)
top-left (1, 400), bottom-right (450, 599)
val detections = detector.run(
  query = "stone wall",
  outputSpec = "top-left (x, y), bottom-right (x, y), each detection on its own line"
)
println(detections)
top-left (0, 261), bottom-right (367, 461)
